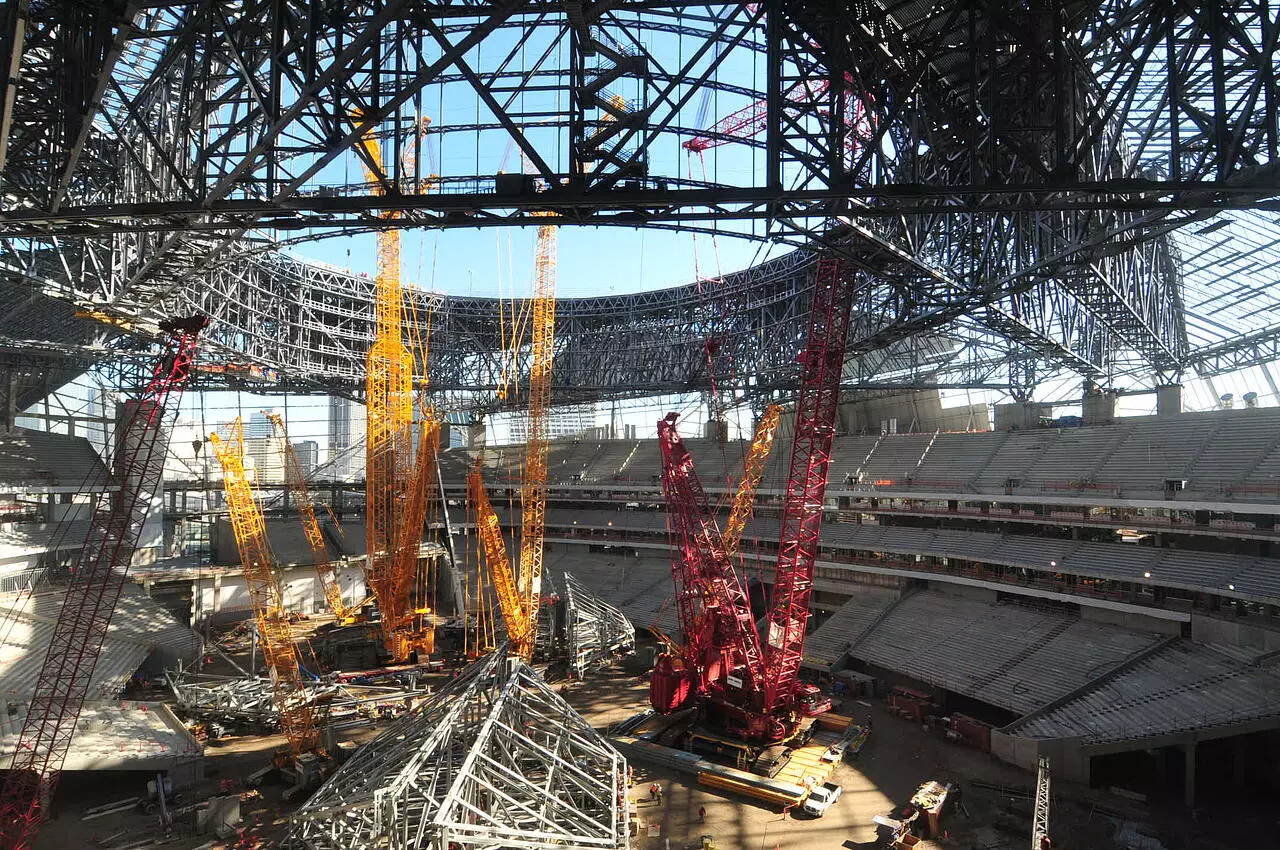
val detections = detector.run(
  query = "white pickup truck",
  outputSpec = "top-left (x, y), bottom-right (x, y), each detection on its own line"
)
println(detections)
top-left (802, 782), bottom-right (843, 817)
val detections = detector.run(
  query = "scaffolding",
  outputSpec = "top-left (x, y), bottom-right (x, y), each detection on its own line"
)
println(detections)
top-left (289, 647), bottom-right (630, 850)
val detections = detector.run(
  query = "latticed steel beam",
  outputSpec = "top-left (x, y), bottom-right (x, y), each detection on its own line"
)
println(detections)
top-left (290, 647), bottom-right (630, 850)
top-left (2, 1), bottom-right (1276, 401)
top-left (561, 571), bottom-right (635, 679)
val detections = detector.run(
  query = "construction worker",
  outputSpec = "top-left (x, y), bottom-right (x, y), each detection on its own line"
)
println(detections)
top-left (699, 804), bottom-right (707, 822)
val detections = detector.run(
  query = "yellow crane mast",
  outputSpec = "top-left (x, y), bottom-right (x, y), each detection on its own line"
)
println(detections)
top-left (516, 222), bottom-right (557, 647)
top-left (352, 110), bottom-right (416, 656)
top-left (265, 412), bottom-right (354, 623)
top-left (722, 403), bottom-right (783, 557)
top-left (386, 404), bottom-right (442, 659)
top-left (209, 419), bottom-right (319, 757)
top-left (468, 461), bottom-right (534, 656)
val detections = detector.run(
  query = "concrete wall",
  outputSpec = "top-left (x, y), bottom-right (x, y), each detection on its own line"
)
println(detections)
top-left (991, 732), bottom-right (1091, 784)
top-left (192, 563), bottom-right (367, 625)
top-left (1192, 614), bottom-right (1280, 653)
top-left (929, 581), bottom-right (998, 604)
top-left (1082, 604), bottom-right (1184, 636)
top-left (839, 390), bottom-right (990, 435)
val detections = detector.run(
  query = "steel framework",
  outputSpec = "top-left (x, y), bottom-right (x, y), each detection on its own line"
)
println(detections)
top-left (561, 571), bottom-right (635, 679)
top-left (289, 647), bottom-right (630, 850)
top-left (1, 1), bottom-right (1277, 407)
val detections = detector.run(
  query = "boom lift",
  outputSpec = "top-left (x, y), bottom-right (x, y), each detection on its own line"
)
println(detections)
top-left (0, 316), bottom-right (205, 850)
top-left (650, 257), bottom-right (855, 746)
top-left (265, 412), bottom-right (355, 623)
top-left (209, 419), bottom-right (325, 799)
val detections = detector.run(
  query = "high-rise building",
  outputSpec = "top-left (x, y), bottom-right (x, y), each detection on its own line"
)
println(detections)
top-left (327, 396), bottom-right (366, 480)
top-left (508, 404), bottom-right (597, 442)
top-left (244, 435), bottom-right (286, 484)
top-left (329, 396), bottom-right (352, 451)
top-left (247, 410), bottom-right (273, 439)
top-left (294, 440), bottom-right (319, 477)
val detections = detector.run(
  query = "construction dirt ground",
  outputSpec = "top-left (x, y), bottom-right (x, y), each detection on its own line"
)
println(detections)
top-left (28, 634), bottom-right (1265, 850)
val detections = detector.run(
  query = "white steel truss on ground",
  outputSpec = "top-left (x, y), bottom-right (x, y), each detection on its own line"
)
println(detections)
top-left (562, 572), bottom-right (635, 679)
top-left (289, 647), bottom-right (630, 850)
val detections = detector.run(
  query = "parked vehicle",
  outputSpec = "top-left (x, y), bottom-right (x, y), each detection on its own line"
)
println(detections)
top-left (802, 782), bottom-right (843, 816)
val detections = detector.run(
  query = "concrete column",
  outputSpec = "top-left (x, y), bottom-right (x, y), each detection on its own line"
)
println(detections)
top-left (1156, 384), bottom-right (1183, 417)
top-left (1082, 388), bottom-right (1117, 425)
top-left (1183, 741), bottom-right (1196, 807)
top-left (467, 419), bottom-right (487, 450)
top-left (3, 371), bottom-right (15, 434)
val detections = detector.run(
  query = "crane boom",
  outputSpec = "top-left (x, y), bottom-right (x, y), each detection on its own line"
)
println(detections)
top-left (0, 317), bottom-right (205, 850)
top-left (265, 413), bottom-right (352, 622)
top-left (468, 463), bottom-right (533, 654)
top-left (721, 403), bottom-right (783, 557)
top-left (386, 405), bottom-right (441, 658)
top-left (353, 111), bottom-right (416, 656)
top-left (652, 414), bottom-right (767, 732)
top-left (516, 222), bottom-right (557, 645)
top-left (761, 257), bottom-right (857, 711)
top-left (209, 419), bottom-right (319, 758)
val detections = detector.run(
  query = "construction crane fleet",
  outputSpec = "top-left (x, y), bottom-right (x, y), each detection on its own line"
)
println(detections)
top-left (650, 257), bottom-right (855, 748)
top-left (466, 213), bottom-right (558, 661)
top-left (209, 418), bottom-right (325, 798)
top-left (266, 412), bottom-right (355, 623)
top-left (353, 110), bottom-right (439, 661)
top-left (0, 316), bottom-right (206, 850)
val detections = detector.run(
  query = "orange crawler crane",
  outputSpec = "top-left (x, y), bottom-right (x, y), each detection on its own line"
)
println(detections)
top-left (385, 403), bottom-right (442, 659)
top-left (352, 110), bottom-right (417, 658)
top-left (209, 419), bottom-right (324, 798)
top-left (468, 460), bottom-right (535, 657)
top-left (265, 412), bottom-right (355, 623)
top-left (515, 221), bottom-right (557, 655)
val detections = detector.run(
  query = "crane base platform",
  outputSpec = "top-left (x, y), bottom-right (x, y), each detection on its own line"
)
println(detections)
top-left (611, 724), bottom-right (843, 809)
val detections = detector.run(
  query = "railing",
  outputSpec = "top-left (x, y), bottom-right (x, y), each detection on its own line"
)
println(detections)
top-left (0, 566), bottom-right (45, 594)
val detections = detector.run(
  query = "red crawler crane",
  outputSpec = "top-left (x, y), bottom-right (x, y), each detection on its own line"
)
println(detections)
top-left (650, 257), bottom-right (856, 744)
top-left (0, 316), bottom-right (206, 850)
top-left (683, 76), bottom-right (871, 153)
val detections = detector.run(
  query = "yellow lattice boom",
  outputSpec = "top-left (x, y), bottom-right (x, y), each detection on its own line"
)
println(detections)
top-left (722, 403), bottom-right (783, 557)
top-left (469, 461), bottom-right (534, 656)
top-left (209, 419), bottom-right (318, 757)
top-left (516, 222), bottom-right (557, 647)
top-left (386, 404), bottom-right (442, 658)
top-left (265, 412), bottom-right (353, 623)
top-left (353, 110), bottom-right (416, 655)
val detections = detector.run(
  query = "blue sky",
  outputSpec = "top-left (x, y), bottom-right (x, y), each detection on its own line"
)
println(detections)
top-left (298, 224), bottom-right (773, 299)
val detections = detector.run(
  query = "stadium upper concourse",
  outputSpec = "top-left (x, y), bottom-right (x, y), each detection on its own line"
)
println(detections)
top-left (1, 2), bottom-right (1279, 848)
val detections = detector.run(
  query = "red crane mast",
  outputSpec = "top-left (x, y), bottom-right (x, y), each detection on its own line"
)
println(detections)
top-left (651, 414), bottom-right (764, 724)
top-left (761, 257), bottom-right (857, 713)
top-left (0, 316), bottom-right (206, 850)
top-left (650, 257), bottom-right (854, 745)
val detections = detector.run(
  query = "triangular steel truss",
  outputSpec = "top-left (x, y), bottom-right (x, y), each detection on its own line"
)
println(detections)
top-left (289, 647), bottom-right (630, 850)
top-left (562, 571), bottom-right (635, 678)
